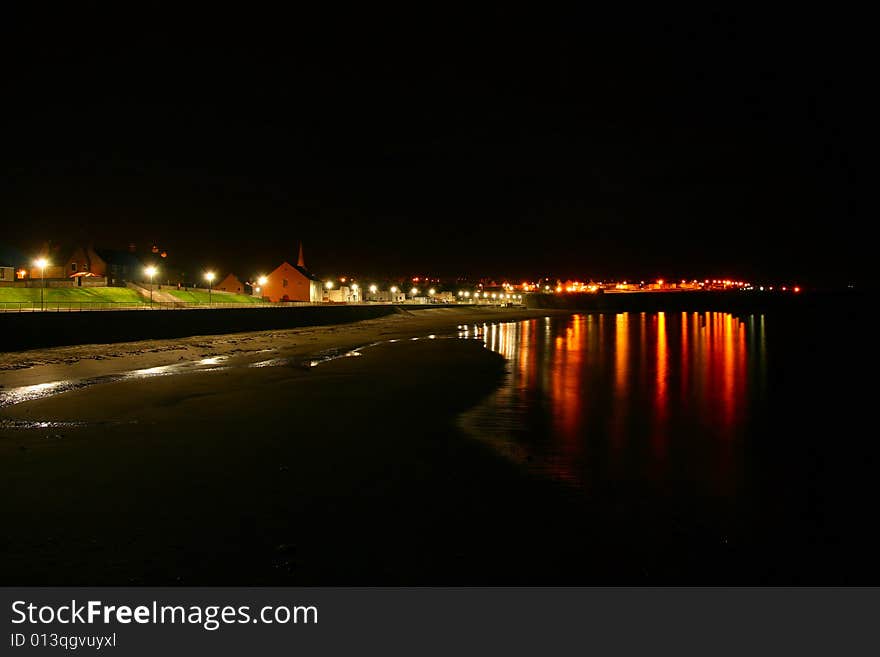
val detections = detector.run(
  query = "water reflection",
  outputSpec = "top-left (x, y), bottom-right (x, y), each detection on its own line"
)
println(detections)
top-left (459, 312), bottom-right (766, 497)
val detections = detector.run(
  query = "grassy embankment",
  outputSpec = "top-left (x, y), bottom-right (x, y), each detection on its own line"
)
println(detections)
top-left (165, 289), bottom-right (264, 304)
top-left (0, 287), bottom-right (143, 307)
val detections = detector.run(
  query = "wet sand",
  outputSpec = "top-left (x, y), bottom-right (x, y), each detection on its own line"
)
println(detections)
top-left (2, 306), bottom-right (643, 585)
top-left (0, 307), bottom-right (563, 387)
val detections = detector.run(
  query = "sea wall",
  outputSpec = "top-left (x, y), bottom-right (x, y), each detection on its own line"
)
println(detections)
top-left (0, 305), bottom-right (404, 352)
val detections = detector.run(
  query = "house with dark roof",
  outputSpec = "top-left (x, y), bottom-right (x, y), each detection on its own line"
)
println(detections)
top-left (94, 249), bottom-right (144, 286)
top-left (261, 243), bottom-right (322, 302)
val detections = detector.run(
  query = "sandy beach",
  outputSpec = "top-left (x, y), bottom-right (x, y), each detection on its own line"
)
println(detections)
top-left (4, 306), bottom-right (643, 585)
top-left (0, 307), bottom-right (564, 388)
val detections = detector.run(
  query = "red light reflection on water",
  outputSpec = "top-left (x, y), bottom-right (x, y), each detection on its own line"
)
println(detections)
top-left (466, 312), bottom-right (766, 495)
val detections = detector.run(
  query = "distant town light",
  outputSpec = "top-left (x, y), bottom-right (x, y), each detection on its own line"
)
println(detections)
top-left (794, 286), bottom-right (801, 293)
top-left (390, 286), bottom-right (398, 293)
top-left (428, 288), bottom-right (435, 295)
top-left (325, 281), bottom-right (334, 289)
top-left (411, 287), bottom-right (419, 295)
top-left (369, 284), bottom-right (378, 293)
top-left (351, 283), bottom-right (358, 290)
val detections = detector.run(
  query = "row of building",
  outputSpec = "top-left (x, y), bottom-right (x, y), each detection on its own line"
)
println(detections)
top-left (0, 243), bottom-right (145, 288)
top-left (1, 241), bottom-right (344, 303)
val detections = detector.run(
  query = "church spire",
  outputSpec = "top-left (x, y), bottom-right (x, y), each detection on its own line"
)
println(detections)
top-left (297, 242), bottom-right (306, 268)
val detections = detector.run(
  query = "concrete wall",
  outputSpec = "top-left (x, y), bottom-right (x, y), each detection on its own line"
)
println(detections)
top-left (0, 304), bottom-right (403, 352)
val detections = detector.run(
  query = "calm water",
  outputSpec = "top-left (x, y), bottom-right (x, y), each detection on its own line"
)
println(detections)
top-left (460, 312), bottom-right (766, 498)
top-left (457, 308), bottom-right (878, 581)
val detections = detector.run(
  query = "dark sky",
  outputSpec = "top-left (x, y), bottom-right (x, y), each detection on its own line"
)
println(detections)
top-left (1, 7), bottom-right (868, 284)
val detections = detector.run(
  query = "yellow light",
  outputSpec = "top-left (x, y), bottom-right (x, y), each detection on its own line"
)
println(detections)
top-left (428, 288), bottom-right (435, 295)
top-left (257, 276), bottom-right (268, 286)
top-left (483, 292), bottom-right (488, 298)
top-left (411, 287), bottom-right (419, 295)
top-left (205, 271), bottom-right (215, 282)
top-left (145, 265), bottom-right (157, 278)
top-left (351, 283), bottom-right (358, 290)
top-left (390, 286), bottom-right (398, 293)
top-left (34, 257), bottom-right (48, 269)
top-left (369, 284), bottom-right (377, 293)
top-left (325, 281), bottom-right (334, 289)
top-left (464, 291), bottom-right (470, 297)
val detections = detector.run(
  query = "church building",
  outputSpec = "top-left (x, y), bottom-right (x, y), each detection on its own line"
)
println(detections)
top-left (260, 244), bottom-right (322, 302)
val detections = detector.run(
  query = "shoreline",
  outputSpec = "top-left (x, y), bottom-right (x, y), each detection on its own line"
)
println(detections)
top-left (0, 313), bottom-right (626, 585)
top-left (0, 307), bottom-right (569, 390)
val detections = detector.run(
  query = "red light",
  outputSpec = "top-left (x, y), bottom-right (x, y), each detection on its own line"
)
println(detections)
top-left (794, 286), bottom-right (801, 293)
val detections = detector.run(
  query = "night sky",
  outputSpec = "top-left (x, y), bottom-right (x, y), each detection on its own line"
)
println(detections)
top-left (1, 7), bottom-right (867, 284)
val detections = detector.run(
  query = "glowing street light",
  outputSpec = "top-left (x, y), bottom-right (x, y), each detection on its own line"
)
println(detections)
top-left (390, 286), bottom-right (398, 293)
top-left (411, 287), bottom-right (419, 296)
top-left (34, 257), bottom-right (48, 311)
top-left (205, 271), bottom-right (215, 305)
top-left (428, 288), bottom-right (435, 296)
top-left (144, 265), bottom-right (158, 307)
top-left (369, 284), bottom-right (378, 293)
top-left (325, 281), bottom-right (334, 289)
top-left (257, 275), bottom-right (268, 286)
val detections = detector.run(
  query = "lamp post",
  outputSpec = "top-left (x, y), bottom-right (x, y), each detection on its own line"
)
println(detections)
top-left (205, 271), bottom-right (215, 305)
top-left (34, 258), bottom-right (48, 311)
top-left (145, 265), bottom-right (157, 308)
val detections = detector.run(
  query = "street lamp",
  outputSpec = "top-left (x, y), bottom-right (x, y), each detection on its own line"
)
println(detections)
top-left (205, 271), bottom-right (215, 305)
top-left (411, 287), bottom-right (419, 297)
top-left (255, 275), bottom-right (268, 297)
top-left (369, 284), bottom-right (377, 293)
top-left (33, 258), bottom-right (48, 311)
top-left (325, 281), bottom-right (334, 289)
top-left (144, 265), bottom-right (158, 307)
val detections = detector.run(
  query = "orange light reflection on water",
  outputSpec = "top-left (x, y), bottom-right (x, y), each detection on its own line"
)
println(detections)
top-left (467, 312), bottom-right (765, 495)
